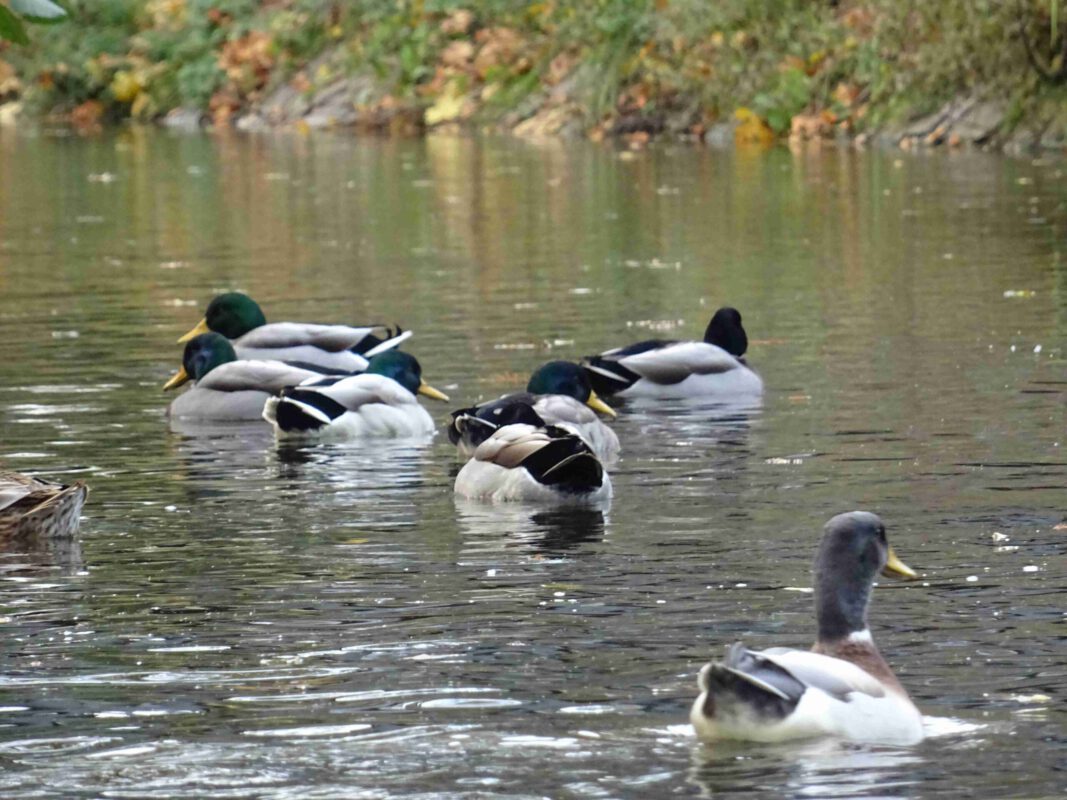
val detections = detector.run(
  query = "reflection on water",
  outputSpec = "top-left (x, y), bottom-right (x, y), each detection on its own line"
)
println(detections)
top-left (0, 129), bottom-right (1065, 797)
top-left (455, 500), bottom-right (608, 556)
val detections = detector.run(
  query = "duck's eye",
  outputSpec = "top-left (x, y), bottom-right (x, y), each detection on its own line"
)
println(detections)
top-left (877, 527), bottom-right (887, 542)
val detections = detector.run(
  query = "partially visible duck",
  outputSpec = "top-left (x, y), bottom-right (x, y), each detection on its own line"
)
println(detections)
top-left (454, 404), bottom-right (612, 504)
top-left (1, 472), bottom-right (88, 541)
top-left (448, 361), bottom-right (619, 462)
top-left (582, 307), bottom-right (762, 399)
top-left (263, 351), bottom-right (449, 440)
top-left (691, 511), bottom-right (923, 746)
top-left (164, 333), bottom-right (326, 420)
top-left (178, 292), bottom-right (411, 373)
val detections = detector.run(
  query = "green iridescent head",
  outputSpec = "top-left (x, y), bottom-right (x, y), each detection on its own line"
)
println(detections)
top-left (164, 333), bottom-right (237, 390)
top-left (178, 292), bottom-right (267, 342)
top-left (365, 351), bottom-right (449, 401)
top-left (527, 361), bottom-right (616, 417)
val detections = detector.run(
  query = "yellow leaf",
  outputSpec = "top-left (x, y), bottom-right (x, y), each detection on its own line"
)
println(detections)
top-left (425, 82), bottom-right (466, 126)
top-left (733, 107), bottom-right (774, 147)
top-left (110, 71), bottom-right (142, 103)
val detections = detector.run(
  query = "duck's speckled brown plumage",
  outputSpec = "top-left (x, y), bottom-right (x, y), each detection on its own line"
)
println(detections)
top-left (0, 472), bottom-right (88, 541)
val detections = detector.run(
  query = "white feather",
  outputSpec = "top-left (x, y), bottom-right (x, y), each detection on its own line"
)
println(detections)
top-left (234, 344), bottom-right (368, 373)
top-left (602, 341), bottom-right (763, 399)
top-left (264, 373), bottom-right (436, 441)
top-left (196, 360), bottom-right (323, 394)
top-left (235, 322), bottom-right (378, 351)
top-left (454, 460), bottom-right (612, 503)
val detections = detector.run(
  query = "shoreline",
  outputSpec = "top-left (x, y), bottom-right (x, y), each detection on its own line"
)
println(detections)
top-left (3, 3), bottom-right (1066, 157)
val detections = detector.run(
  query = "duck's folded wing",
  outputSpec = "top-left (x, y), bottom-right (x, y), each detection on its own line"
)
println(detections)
top-left (0, 473), bottom-right (38, 512)
top-left (304, 373), bottom-right (416, 411)
top-left (236, 322), bottom-right (382, 353)
top-left (758, 648), bottom-right (886, 699)
top-left (472, 424), bottom-right (553, 467)
top-left (197, 361), bottom-right (323, 394)
top-left (612, 341), bottom-right (738, 385)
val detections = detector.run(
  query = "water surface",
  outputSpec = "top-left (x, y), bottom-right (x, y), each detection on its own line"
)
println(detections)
top-left (0, 128), bottom-right (1064, 798)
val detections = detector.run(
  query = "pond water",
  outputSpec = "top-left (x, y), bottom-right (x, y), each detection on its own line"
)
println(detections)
top-left (0, 128), bottom-right (1064, 798)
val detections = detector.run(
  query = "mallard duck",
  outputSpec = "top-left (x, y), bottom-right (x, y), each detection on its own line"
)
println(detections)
top-left (178, 292), bottom-right (411, 373)
top-left (447, 361), bottom-right (620, 462)
top-left (582, 307), bottom-right (763, 399)
top-left (262, 350), bottom-right (449, 440)
top-left (454, 405), bottom-right (613, 503)
top-left (1, 472), bottom-right (88, 541)
top-left (165, 333), bottom-right (328, 420)
top-left (691, 511), bottom-right (923, 746)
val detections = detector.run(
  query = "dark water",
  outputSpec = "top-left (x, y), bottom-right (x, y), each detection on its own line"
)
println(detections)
top-left (0, 128), bottom-right (1064, 798)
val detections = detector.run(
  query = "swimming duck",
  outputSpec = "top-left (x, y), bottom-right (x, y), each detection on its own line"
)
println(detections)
top-left (164, 333), bottom-right (327, 420)
top-left (582, 307), bottom-right (762, 399)
top-left (448, 361), bottom-right (620, 462)
top-left (262, 350), bottom-right (449, 440)
top-left (178, 292), bottom-right (411, 373)
top-left (454, 404), bottom-right (613, 503)
top-left (1, 472), bottom-right (88, 541)
top-left (691, 511), bottom-right (923, 746)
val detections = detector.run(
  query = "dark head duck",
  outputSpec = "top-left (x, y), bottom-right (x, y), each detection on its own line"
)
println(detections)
top-left (366, 351), bottom-right (449, 401)
top-left (814, 511), bottom-right (918, 643)
top-left (179, 292), bottom-right (267, 343)
top-left (527, 361), bottom-right (616, 417)
top-left (703, 307), bottom-right (748, 357)
top-left (164, 332), bottom-right (237, 390)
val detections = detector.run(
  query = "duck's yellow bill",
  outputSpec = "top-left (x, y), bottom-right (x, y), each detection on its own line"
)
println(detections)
top-left (163, 366), bottom-right (190, 391)
top-left (882, 547), bottom-right (918, 580)
top-left (177, 317), bottom-right (210, 343)
top-left (586, 390), bottom-right (617, 418)
top-left (418, 381), bottom-right (450, 402)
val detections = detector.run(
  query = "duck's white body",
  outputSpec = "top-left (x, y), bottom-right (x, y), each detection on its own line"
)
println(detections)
top-left (233, 323), bottom-right (412, 373)
top-left (167, 360), bottom-right (323, 421)
top-left (586, 341), bottom-right (762, 399)
top-left (454, 424), bottom-right (612, 504)
top-left (263, 373), bottom-right (435, 441)
top-left (691, 645), bottom-right (924, 746)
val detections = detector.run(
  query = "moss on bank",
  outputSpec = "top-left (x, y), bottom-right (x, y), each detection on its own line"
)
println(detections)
top-left (1, 1), bottom-right (1066, 148)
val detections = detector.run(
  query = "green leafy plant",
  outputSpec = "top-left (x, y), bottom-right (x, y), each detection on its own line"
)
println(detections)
top-left (0, 0), bottom-right (68, 45)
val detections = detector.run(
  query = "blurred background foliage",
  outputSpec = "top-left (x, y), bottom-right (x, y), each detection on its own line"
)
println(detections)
top-left (0, 1), bottom-right (1064, 138)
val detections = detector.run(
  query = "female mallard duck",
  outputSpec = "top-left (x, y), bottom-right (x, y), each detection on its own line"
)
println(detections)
top-left (178, 292), bottom-right (411, 373)
top-left (262, 350), bottom-right (449, 440)
top-left (582, 307), bottom-right (762, 399)
top-left (165, 333), bottom-right (328, 420)
top-left (454, 404), bottom-right (613, 504)
top-left (691, 511), bottom-right (923, 746)
top-left (1, 472), bottom-right (88, 541)
top-left (447, 361), bottom-right (620, 462)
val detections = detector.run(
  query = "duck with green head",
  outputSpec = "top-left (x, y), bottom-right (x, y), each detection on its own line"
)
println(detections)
top-left (178, 292), bottom-right (412, 373)
top-left (691, 511), bottom-right (924, 745)
top-left (263, 350), bottom-right (450, 440)
top-left (448, 361), bottom-right (619, 462)
top-left (164, 332), bottom-right (327, 420)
